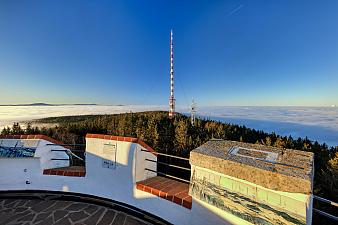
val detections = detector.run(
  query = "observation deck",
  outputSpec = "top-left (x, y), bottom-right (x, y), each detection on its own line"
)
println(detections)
top-left (0, 134), bottom-right (332, 225)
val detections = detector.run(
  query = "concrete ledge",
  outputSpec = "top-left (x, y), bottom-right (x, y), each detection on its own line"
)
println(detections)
top-left (43, 166), bottom-right (86, 177)
top-left (136, 176), bottom-right (192, 209)
top-left (190, 140), bottom-right (314, 194)
top-left (0, 134), bottom-right (65, 146)
top-left (86, 133), bottom-right (158, 156)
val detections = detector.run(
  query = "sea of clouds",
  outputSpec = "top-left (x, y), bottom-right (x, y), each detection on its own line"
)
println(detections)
top-left (0, 105), bottom-right (337, 147)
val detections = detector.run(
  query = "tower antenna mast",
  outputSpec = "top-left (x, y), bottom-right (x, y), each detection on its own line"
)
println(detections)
top-left (169, 29), bottom-right (176, 118)
top-left (191, 98), bottom-right (197, 126)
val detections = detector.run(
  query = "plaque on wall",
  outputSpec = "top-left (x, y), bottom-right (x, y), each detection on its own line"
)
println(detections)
top-left (102, 142), bottom-right (117, 169)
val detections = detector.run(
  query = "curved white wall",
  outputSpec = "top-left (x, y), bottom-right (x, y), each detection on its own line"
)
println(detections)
top-left (0, 136), bottom-right (237, 225)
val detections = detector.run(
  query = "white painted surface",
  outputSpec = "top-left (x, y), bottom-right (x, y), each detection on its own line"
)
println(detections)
top-left (0, 139), bottom-right (69, 169)
top-left (0, 137), bottom-right (234, 225)
top-left (34, 140), bottom-right (69, 169)
top-left (0, 158), bottom-right (42, 186)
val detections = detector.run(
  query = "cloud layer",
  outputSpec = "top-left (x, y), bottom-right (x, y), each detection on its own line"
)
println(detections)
top-left (0, 105), bottom-right (337, 146)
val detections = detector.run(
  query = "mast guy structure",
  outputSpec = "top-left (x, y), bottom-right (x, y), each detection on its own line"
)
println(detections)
top-left (190, 98), bottom-right (197, 126)
top-left (169, 29), bottom-right (176, 118)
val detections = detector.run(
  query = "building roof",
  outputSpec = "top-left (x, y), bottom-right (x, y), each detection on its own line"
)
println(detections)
top-left (190, 140), bottom-right (314, 194)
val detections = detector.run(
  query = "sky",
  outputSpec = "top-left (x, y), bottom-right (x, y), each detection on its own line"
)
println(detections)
top-left (0, 0), bottom-right (337, 107)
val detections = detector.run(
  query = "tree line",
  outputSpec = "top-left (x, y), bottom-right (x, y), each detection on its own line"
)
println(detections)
top-left (1, 111), bottom-right (337, 215)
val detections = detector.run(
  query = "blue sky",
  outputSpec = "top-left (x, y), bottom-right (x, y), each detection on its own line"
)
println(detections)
top-left (0, 0), bottom-right (337, 106)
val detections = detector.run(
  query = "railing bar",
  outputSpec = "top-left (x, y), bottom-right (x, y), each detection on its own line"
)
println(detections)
top-left (313, 208), bottom-right (338, 221)
top-left (314, 195), bottom-right (338, 207)
top-left (51, 158), bottom-right (70, 161)
top-left (145, 168), bottom-right (190, 183)
top-left (145, 159), bottom-right (157, 162)
top-left (158, 172), bottom-right (190, 183)
top-left (145, 168), bottom-right (157, 173)
top-left (141, 149), bottom-right (189, 161)
top-left (51, 149), bottom-right (85, 152)
top-left (46, 144), bottom-right (86, 146)
top-left (145, 159), bottom-right (191, 171)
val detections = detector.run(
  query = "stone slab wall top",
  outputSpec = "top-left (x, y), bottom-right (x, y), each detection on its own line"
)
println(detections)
top-left (190, 140), bottom-right (314, 194)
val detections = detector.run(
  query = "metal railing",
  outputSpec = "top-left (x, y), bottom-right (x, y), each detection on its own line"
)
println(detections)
top-left (48, 144), bottom-right (85, 166)
top-left (46, 144), bottom-right (86, 146)
top-left (141, 149), bottom-right (191, 183)
top-left (313, 195), bottom-right (338, 221)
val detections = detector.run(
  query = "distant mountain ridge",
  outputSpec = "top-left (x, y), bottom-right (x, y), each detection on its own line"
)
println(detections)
top-left (0, 103), bottom-right (98, 106)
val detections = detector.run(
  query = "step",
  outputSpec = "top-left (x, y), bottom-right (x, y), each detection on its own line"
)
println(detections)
top-left (136, 176), bottom-right (192, 209)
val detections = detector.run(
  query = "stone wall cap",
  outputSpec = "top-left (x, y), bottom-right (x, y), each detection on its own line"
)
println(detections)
top-left (190, 140), bottom-right (314, 183)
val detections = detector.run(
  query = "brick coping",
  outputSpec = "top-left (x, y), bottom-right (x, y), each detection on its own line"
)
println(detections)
top-left (0, 134), bottom-right (157, 156)
top-left (0, 134), bottom-right (65, 146)
top-left (136, 176), bottom-right (192, 209)
top-left (43, 166), bottom-right (86, 177)
top-left (86, 133), bottom-right (158, 156)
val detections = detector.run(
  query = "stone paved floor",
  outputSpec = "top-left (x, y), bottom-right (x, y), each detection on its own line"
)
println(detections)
top-left (0, 198), bottom-right (153, 225)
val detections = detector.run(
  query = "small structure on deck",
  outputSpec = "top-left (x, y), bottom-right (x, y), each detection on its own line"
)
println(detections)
top-left (190, 98), bottom-right (197, 126)
top-left (189, 140), bottom-right (314, 225)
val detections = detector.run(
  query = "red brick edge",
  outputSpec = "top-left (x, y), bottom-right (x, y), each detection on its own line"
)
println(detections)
top-left (0, 134), bottom-right (85, 177)
top-left (43, 168), bottom-right (85, 177)
top-left (86, 133), bottom-right (158, 156)
top-left (0, 134), bottom-right (65, 146)
top-left (136, 177), bottom-right (192, 209)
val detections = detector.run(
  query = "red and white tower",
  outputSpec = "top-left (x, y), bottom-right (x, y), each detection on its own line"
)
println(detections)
top-left (169, 29), bottom-right (176, 118)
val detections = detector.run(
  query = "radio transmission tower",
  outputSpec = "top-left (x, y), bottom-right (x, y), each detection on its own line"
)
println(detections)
top-left (191, 98), bottom-right (197, 126)
top-left (169, 29), bottom-right (176, 118)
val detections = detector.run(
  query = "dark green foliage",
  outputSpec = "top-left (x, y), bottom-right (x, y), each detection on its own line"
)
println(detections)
top-left (2, 111), bottom-right (337, 204)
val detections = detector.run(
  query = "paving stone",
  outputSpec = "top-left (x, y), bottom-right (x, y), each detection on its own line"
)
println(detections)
top-left (33, 211), bottom-right (50, 223)
top-left (4, 199), bottom-right (18, 206)
top-left (0, 210), bottom-right (31, 224)
top-left (97, 209), bottom-right (116, 225)
top-left (64, 202), bottom-right (88, 211)
top-left (83, 204), bottom-right (98, 215)
top-left (54, 217), bottom-right (72, 225)
top-left (68, 211), bottom-right (89, 222)
top-left (42, 201), bottom-right (70, 212)
top-left (112, 212), bottom-right (127, 225)
top-left (53, 210), bottom-right (68, 221)
top-left (17, 213), bottom-right (35, 222)
top-left (15, 206), bottom-right (29, 213)
top-left (24, 200), bottom-right (42, 207)
top-left (4, 199), bottom-right (20, 208)
top-left (124, 216), bottom-right (149, 225)
top-left (0, 198), bottom-right (163, 225)
top-left (35, 215), bottom-right (54, 225)
top-left (0, 208), bottom-right (13, 214)
top-left (82, 208), bottom-right (105, 225)
top-left (31, 200), bottom-right (55, 212)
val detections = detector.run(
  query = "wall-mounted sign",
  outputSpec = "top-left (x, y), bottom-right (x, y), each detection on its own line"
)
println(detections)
top-left (102, 142), bottom-right (117, 169)
top-left (102, 159), bottom-right (116, 169)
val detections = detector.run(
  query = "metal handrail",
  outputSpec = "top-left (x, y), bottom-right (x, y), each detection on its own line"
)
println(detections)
top-left (145, 168), bottom-right (190, 183)
top-left (314, 195), bottom-right (338, 207)
top-left (313, 208), bottom-right (338, 221)
top-left (145, 159), bottom-right (191, 171)
top-left (46, 144), bottom-right (86, 146)
top-left (142, 149), bottom-right (191, 183)
top-left (141, 149), bottom-right (189, 161)
top-left (51, 149), bottom-right (85, 153)
top-left (313, 195), bottom-right (338, 221)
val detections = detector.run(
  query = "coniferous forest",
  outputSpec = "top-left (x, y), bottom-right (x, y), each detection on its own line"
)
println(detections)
top-left (1, 111), bottom-right (337, 221)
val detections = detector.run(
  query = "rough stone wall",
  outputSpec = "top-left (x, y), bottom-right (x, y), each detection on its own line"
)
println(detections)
top-left (189, 167), bottom-right (307, 225)
top-left (190, 140), bottom-right (314, 194)
top-left (190, 151), bottom-right (311, 194)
